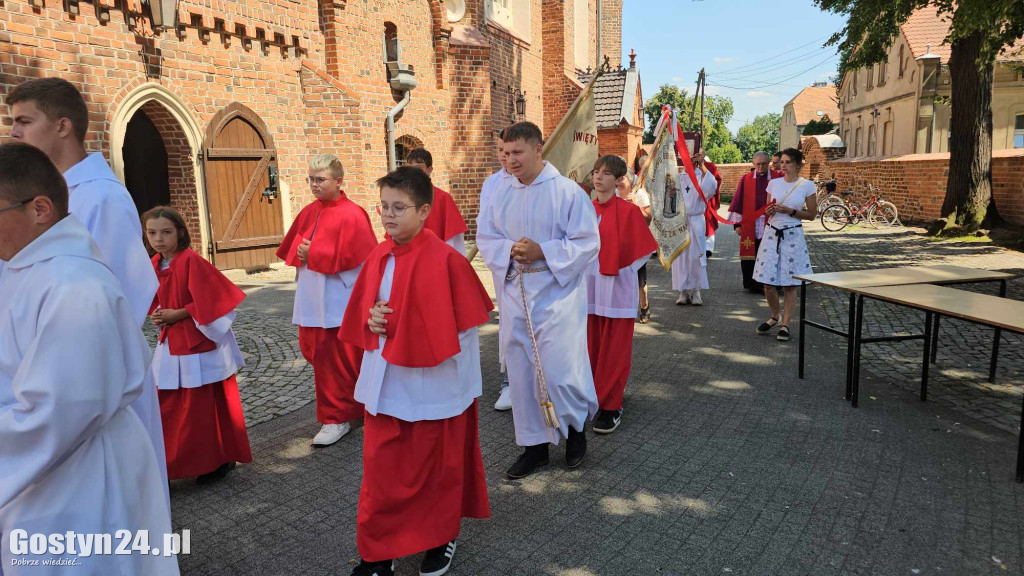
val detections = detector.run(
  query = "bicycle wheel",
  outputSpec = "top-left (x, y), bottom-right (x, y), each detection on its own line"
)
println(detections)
top-left (874, 201), bottom-right (900, 226)
top-left (820, 203), bottom-right (850, 231)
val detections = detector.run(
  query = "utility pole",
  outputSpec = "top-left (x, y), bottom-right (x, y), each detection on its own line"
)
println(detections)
top-left (687, 68), bottom-right (706, 145)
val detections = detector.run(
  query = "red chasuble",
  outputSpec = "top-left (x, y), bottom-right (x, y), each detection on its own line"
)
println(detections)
top-left (594, 195), bottom-right (659, 276)
top-left (424, 186), bottom-right (469, 242)
top-left (340, 229), bottom-right (494, 368)
top-left (728, 170), bottom-right (782, 260)
top-left (151, 248), bottom-right (246, 355)
top-left (276, 193), bottom-right (378, 274)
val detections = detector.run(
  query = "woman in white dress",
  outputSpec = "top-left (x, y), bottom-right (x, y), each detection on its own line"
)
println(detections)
top-left (752, 148), bottom-right (818, 342)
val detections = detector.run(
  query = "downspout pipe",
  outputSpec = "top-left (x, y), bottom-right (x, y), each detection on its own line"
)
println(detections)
top-left (387, 90), bottom-right (412, 172)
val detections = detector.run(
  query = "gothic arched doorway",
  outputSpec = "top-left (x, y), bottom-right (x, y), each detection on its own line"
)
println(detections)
top-left (122, 108), bottom-right (171, 215)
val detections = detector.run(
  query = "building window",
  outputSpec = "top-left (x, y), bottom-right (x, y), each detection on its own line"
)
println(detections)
top-left (487, 0), bottom-right (531, 43)
top-left (867, 65), bottom-right (874, 90)
top-left (1015, 114), bottom-right (1024, 148)
top-left (867, 125), bottom-right (877, 156)
top-left (855, 127), bottom-right (862, 156)
top-left (852, 71), bottom-right (858, 95)
top-left (878, 59), bottom-right (887, 85)
top-left (573, 0), bottom-right (589, 70)
top-left (844, 130), bottom-right (852, 156)
top-left (883, 120), bottom-right (893, 155)
top-left (898, 45), bottom-right (905, 78)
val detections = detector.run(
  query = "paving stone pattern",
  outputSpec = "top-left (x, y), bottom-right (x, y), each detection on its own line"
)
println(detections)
top-left (167, 227), bottom-right (1024, 576)
top-left (802, 222), bottom-right (1024, 435)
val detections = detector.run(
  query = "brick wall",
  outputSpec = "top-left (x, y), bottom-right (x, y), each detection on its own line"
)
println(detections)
top-left (600, 0), bottom-right (622, 68)
top-left (716, 163), bottom-right (753, 201)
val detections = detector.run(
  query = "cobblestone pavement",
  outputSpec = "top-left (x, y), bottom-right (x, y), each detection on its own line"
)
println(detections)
top-left (802, 221), bottom-right (1024, 435)
top-left (168, 227), bottom-right (1024, 576)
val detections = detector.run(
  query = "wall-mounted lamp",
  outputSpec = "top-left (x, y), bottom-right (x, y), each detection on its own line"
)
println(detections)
top-left (515, 89), bottom-right (527, 116)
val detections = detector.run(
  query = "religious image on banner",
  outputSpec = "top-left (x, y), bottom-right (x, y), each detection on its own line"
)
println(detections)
top-left (636, 108), bottom-right (690, 270)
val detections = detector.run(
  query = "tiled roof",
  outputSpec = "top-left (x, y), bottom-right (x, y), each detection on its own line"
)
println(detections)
top-left (900, 6), bottom-right (952, 62)
top-left (785, 85), bottom-right (839, 126)
top-left (578, 66), bottom-right (642, 129)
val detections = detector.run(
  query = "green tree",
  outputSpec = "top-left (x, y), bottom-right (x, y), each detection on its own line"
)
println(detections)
top-left (815, 0), bottom-right (1024, 233)
top-left (802, 114), bottom-right (836, 136)
top-left (643, 84), bottom-right (737, 163)
top-left (708, 142), bottom-right (743, 164)
top-left (734, 113), bottom-right (781, 162)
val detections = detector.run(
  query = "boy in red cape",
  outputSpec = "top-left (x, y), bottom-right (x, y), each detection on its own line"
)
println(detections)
top-left (405, 147), bottom-right (469, 256)
top-left (145, 206), bottom-right (252, 483)
top-left (340, 166), bottom-right (492, 576)
top-left (587, 156), bottom-right (658, 434)
top-left (276, 154), bottom-right (378, 447)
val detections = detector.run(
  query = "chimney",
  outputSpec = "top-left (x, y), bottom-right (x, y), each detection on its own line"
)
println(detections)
top-left (599, 0), bottom-right (622, 68)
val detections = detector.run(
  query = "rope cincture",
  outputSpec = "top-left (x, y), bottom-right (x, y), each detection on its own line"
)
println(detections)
top-left (507, 264), bottom-right (560, 429)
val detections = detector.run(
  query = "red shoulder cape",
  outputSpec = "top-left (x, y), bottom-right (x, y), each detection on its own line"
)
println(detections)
top-left (151, 248), bottom-right (246, 355)
top-left (424, 186), bottom-right (469, 242)
top-left (704, 162), bottom-right (723, 237)
top-left (276, 193), bottom-right (378, 274)
top-left (339, 229), bottom-right (494, 368)
top-left (594, 195), bottom-right (658, 276)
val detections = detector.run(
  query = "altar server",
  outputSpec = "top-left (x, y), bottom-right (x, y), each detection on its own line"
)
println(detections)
top-left (0, 142), bottom-right (179, 576)
top-left (341, 166), bottom-right (491, 576)
top-left (7, 77), bottom-right (167, 490)
top-left (145, 206), bottom-right (252, 483)
top-left (277, 154), bottom-right (378, 446)
top-left (477, 121), bottom-right (600, 479)
top-left (587, 156), bottom-right (657, 434)
top-left (671, 148), bottom-right (717, 306)
top-left (405, 147), bottom-right (469, 255)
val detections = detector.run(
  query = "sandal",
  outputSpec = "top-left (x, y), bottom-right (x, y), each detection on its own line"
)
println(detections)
top-left (639, 306), bottom-right (651, 324)
top-left (756, 317), bottom-right (779, 335)
top-left (777, 325), bottom-right (791, 341)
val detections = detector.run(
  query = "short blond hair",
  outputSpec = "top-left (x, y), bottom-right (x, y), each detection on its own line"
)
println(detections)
top-left (308, 154), bottom-right (344, 180)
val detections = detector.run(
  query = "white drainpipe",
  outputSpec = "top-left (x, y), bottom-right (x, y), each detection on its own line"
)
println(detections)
top-left (387, 91), bottom-right (412, 172)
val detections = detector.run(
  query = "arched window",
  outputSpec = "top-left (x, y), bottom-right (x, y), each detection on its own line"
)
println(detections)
top-left (395, 135), bottom-right (424, 167)
top-left (898, 45), bottom-right (905, 78)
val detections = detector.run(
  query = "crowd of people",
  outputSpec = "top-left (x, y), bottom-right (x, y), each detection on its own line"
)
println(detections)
top-left (0, 76), bottom-right (819, 576)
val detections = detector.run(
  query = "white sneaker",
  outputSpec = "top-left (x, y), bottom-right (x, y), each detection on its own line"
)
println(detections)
top-left (675, 292), bottom-right (690, 305)
top-left (494, 384), bottom-right (512, 411)
top-left (312, 422), bottom-right (350, 447)
top-left (690, 290), bottom-right (703, 306)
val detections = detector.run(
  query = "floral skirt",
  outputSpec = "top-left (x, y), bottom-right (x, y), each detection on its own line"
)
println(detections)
top-left (752, 224), bottom-right (811, 287)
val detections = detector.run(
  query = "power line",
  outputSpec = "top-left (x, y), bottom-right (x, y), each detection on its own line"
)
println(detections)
top-left (706, 54), bottom-right (840, 91)
top-left (709, 35), bottom-right (833, 75)
top-left (713, 46), bottom-right (838, 79)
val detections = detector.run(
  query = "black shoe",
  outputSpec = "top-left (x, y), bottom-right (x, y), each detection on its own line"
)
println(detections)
top-left (777, 325), bottom-right (791, 341)
top-left (592, 410), bottom-right (622, 434)
top-left (351, 559), bottom-right (395, 576)
top-left (196, 461), bottom-right (236, 484)
top-left (755, 317), bottom-right (779, 335)
top-left (420, 540), bottom-right (456, 576)
top-left (566, 426), bottom-right (587, 467)
top-left (506, 444), bottom-right (550, 479)
top-left (706, 250), bottom-right (713, 259)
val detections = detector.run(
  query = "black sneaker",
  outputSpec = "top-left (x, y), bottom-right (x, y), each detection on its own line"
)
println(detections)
top-left (420, 540), bottom-right (456, 576)
top-left (351, 559), bottom-right (394, 576)
top-left (506, 444), bottom-right (550, 479)
top-left (196, 461), bottom-right (236, 484)
top-left (592, 410), bottom-right (622, 434)
top-left (776, 325), bottom-right (791, 341)
top-left (566, 426), bottom-right (587, 467)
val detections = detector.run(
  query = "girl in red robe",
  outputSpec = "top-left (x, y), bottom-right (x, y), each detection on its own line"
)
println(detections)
top-left (144, 206), bottom-right (252, 483)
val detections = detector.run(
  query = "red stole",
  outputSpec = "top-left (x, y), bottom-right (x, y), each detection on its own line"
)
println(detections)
top-left (704, 162), bottom-right (723, 238)
top-left (594, 195), bottom-right (658, 276)
top-left (340, 229), bottom-right (494, 368)
top-left (424, 187), bottom-right (469, 241)
top-left (276, 193), bottom-right (378, 274)
top-left (151, 248), bottom-right (246, 355)
top-left (730, 170), bottom-right (781, 260)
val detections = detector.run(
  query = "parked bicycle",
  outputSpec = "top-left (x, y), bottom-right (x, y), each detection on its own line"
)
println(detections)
top-left (814, 178), bottom-right (843, 210)
top-left (819, 183), bottom-right (900, 231)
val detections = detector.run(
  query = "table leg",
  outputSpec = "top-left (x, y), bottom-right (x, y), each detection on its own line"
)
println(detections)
top-left (922, 310), bottom-right (932, 401)
top-left (845, 293), bottom-right (855, 401)
top-left (799, 281), bottom-right (806, 380)
top-left (990, 280), bottom-right (1007, 383)
top-left (852, 295), bottom-right (864, 408)
top-left (1017, 393), bottom-right (1024, 483)
top-left (930, 314), bottom-right (940, 364)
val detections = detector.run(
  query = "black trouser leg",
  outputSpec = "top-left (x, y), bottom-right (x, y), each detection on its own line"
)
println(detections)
top-left (741, 239), bottom-right (762, 291)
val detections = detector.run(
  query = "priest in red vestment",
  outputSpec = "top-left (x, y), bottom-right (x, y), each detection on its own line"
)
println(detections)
top-left (340, 166), bottom-right (491, 576)
top-left (144, 206), bottom-right (251, 483)
top-left (586, 156), bottom-right (658, 434)
top-left (276, 154), bottom-right (378, 447)
top-left (405, 147), bottom-right (469, 255)
top-left (728, 152), bottom-right (783, 292)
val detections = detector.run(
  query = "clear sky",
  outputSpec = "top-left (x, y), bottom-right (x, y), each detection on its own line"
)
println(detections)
top-left (622, 0), bottom-right (848, 134)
